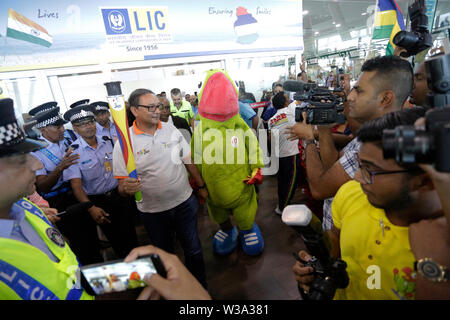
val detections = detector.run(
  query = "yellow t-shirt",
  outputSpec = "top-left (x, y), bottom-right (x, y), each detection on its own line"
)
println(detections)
top-left (332, 180), bottom-right (417, 300)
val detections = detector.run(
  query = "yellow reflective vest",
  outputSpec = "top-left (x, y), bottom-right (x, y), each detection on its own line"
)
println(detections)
top-left (0, 198), bottom-right (94, 300)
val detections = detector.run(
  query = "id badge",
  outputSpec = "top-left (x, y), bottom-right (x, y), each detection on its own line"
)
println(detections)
top-left (104, 161), bottom-right (112, 172)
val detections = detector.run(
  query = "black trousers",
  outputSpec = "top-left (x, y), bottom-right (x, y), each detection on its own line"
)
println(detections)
top-left (277, 154), bottom-right (301, 211)
top-left (138, 193), bottom-right (207, 289)
top-left (88, 188), bottom-right (138, 259)
top-left (46, 192), bottom-right (103, 266)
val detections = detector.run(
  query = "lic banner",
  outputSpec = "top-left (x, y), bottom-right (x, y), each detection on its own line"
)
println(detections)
top-left (0, 0), bottom-right (304, 72)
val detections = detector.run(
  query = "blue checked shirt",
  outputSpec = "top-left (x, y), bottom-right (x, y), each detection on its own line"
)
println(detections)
top-left (322, 138), bottom-right (361, 231)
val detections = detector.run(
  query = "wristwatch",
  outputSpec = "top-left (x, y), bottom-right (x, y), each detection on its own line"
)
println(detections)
top-left (302, 139), bottom-right (316, 149)
top-left (414, 258), bottom-right (450, 282)
top-left (198, 183), bottom-right (207, 190)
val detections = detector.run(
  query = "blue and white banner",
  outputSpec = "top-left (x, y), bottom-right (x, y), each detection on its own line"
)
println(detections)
top-left (0, 0), bottom-right (303, 71)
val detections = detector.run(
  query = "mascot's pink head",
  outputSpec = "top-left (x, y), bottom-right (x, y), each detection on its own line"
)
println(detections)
top-left (198, 71), bottom-right (239, 122)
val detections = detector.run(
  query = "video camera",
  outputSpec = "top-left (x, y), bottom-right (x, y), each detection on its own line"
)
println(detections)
top-left (393, 0), bottom-right (432, 58)
top-left (283, 67), bottom-right (345, 125)
top-left (382, 54), bottom-right (450, 172)
top-left (282, 205), bottom-right (349, 300)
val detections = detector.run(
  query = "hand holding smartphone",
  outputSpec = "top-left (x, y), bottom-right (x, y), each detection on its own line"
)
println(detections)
top-left (80, 254), bottom-right (166, 296)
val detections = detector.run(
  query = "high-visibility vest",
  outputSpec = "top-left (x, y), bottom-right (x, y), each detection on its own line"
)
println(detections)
top-left (0, 198), bottom-right (94, 300)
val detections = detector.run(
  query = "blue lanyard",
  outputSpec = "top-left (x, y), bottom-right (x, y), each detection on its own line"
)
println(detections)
top-left (39, 148), bottom-right (62, 166)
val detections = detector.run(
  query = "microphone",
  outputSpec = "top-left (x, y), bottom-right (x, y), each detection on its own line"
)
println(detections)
top-left (282, 80), bottom-right (308, 93)
top-left (56, 201), bottom-right (94, 216)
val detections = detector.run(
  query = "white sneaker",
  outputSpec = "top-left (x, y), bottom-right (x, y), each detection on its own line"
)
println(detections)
top-left (275, 206), bottom-right (282, 215)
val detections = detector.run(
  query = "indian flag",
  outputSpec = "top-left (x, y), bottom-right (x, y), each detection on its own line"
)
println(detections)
top-left (6, 8), bottom-right (53, 47)
top-left (372, 0), bottom-right (405, 56)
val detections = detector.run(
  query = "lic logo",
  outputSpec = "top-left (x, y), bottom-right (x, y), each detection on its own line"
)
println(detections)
top-left (101, 8), bottom-right (131, 35)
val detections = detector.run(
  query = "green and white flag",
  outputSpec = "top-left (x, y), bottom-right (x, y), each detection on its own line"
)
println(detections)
top-left (6, 8), bottom-right (52, 47)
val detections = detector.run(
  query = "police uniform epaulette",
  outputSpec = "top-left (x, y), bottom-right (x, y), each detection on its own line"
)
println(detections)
top-left (102, 135), bottom-right (114, 147)
top-left (68, 144), bottom-right (79, 152)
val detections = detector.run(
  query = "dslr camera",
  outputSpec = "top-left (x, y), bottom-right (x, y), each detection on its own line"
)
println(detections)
top-left (382, 54), bottom-right (450, 172)
top-left (393, 0), bottom-right (432, 58)
top-left (283, 67), bottom-right (346, 125)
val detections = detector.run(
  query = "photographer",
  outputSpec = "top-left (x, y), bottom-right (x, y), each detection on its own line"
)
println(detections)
top-left (293, 108), bottom-right (450, 299)
top-left (293, 107), bottom-right (450, 300)
top-left (409, 50), bottom-right (445, 108)
top-left (286, 56), bottom-right (414, 231)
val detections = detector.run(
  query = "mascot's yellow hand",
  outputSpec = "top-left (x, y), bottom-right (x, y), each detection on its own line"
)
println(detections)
top-left (243, 168), bottom-right (263, 185)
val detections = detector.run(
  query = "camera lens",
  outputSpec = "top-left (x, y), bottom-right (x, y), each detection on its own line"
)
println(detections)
top-left (383, 126), bottom-right (434, 164)
top-left (382, 129), bottom-right (397, 159)
top-left (393, 31), bottom-right (419, 50)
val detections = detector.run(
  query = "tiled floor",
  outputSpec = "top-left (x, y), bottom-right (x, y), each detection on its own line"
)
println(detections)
top-left (102, 175), bottom-right (309, 300)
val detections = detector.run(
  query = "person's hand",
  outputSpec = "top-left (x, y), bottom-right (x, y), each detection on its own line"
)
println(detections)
top-left (243, 168), bottom-right (263, 185)
top-left (57, 148), bottom-right (80, 171)
top-left (393, 45), bottom-right (407, 58)
top-left (292, 250), bottom-right (315, 293)
top-left (122, 177), bottom-right (142, 196)
top-left (339, 74), bottom-right (351, 96)
top-left (42, 207), bottom-right (61, 224)
top-left (198, 188), bottom-right (208, 201)
top-left (409, 216), bottom-right (450, 263)
top-left (285, 113), bottom-right (315, 140)
top-left (124, 245), bottom-right (211, 300)
top-left (88, 206), bottom-right (111, 225)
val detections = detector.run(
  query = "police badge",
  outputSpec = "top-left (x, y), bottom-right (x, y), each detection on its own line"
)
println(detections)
top-left (46, 227), bottom-right (66, 248)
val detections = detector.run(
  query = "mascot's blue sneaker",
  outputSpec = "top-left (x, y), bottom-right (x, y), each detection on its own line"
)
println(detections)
top-left (240, 223), bottom-right (264, 256)
top-left (212, 227), bottom-right (239, 255)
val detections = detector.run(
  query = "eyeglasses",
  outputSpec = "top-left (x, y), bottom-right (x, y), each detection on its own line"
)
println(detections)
top-left (73, 119), bottom-right (96, 128)
top-left (357, 160), bottom-right (410, 184)
top-left (137, 104), bottom-right (164, 112)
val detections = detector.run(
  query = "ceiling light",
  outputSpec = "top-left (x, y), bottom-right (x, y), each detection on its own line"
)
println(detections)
top-left (332, 21), bottom-right (336, 24)
top-left (361, 12), bottom-right (367, 16)
top-left (303, 10), bottom-right (309, 15)
top-left (336, 24), bottom-right (341, 28)
top-left (314, 31), bottom-right (319, 35)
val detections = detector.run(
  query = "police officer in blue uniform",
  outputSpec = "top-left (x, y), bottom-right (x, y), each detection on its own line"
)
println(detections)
top-left (63, 104), bottom-right (138, 259)
top-left (90, 101), bottom-right (119, 143)
top-left (29, 105), bottom-right (103, 265)
top-left (70, 99), bottom-right (90, 109)
top-left (0, 98), bottom-right (95, 300)
top-left (29, 102), bottom-right (78, 143)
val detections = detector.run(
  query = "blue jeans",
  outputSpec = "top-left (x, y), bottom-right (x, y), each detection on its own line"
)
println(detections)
top-left (139, 192), bottom-right (207, 288)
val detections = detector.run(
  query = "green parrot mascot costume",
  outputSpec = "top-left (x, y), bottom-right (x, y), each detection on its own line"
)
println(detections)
top-left (191, 69), bottom-right (264, 256)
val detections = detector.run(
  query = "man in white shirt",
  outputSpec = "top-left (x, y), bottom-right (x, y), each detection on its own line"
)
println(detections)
top-left (268, 92), bottom-right (300, 215)
top-left (113, 88), bottom-right (208, 289)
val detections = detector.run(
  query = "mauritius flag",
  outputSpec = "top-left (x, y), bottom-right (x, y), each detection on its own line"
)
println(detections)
top-left (6, 8), bottom-right (53, 47)
top-left (372, 0), bottom-right (405, 56)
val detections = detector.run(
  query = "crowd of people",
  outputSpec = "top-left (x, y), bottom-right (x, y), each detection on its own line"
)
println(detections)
top-left (0, 48), bottom-right (449, 301)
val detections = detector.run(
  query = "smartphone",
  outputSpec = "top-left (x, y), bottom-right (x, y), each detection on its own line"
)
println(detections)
top-left (80, 254), bottom-right (166, 296)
